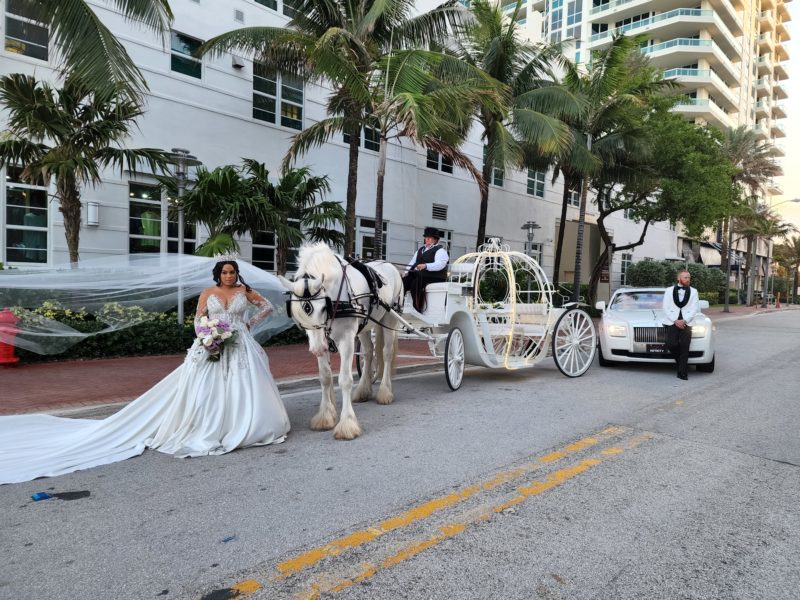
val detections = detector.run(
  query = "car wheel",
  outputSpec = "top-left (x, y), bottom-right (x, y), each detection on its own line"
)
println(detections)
top-left (696, 355), bottom-right (715, 373)
top-left (597, 342), bottom-right (615, 367)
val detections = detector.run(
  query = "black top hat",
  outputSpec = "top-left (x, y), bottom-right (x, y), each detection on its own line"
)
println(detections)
top-left (423, 226), bottom-right (442, 239)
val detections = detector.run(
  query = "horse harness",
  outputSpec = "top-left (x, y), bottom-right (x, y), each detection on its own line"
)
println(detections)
top-left (285, 257), bottom-right (398, 353)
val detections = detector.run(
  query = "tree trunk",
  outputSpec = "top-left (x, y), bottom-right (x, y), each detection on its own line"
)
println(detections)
top-left (571, 173), bottom-right (590, 303)
top-left (276, 238), bottom-right (288, 276)
top-left (344, 121), bottom-right (361, 257)
top-left (552, 182), bottom-right (571, 289)
top-left (746, 237), bottom-right (756, 305)
top-left (571, 134), bottom-right (593, 303)
top-left (475, 129), bottom-right (495, 251)
top-left (57, 176), bottom-right (82, 266)
top-left (373, 134), bottom-right (388, 260)
top-left (720, 216), bottom-right (729, 274)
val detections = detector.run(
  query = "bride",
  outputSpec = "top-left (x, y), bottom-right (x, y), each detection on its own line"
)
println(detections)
top-left (0, 259), bottom-right (290, 485)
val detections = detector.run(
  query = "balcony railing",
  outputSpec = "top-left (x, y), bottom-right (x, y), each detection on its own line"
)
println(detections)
top-left (676, 98), bottom-right (710, 107)
top-left (591, 0), bottom-right (638, 16)
top-left (663, 68), bottom-right (711, 78)
top-left (641, 38), bottom-right (713, 54)
top-left (589, 9), bottom-right (712, 43)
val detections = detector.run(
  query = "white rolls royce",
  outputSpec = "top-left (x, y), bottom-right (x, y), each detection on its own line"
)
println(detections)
top-left (595, 287), bottom-right (715, 372)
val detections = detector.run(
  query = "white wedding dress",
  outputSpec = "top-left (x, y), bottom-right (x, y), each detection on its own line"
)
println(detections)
top-left (0, 292), bottom-right (290, 485)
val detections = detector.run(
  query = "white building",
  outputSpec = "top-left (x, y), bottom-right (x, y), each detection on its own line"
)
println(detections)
top-left (1, 0), bottom-right (687, 297)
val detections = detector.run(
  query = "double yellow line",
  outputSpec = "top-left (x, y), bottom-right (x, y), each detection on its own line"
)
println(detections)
top-left (213, 425), bottom-right (652, 600)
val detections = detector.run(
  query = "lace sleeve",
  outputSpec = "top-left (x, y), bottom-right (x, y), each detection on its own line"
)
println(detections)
top-left (194, 292), bottom-right (209, 334)
top-left (247, 292), bottom-right (274, 328)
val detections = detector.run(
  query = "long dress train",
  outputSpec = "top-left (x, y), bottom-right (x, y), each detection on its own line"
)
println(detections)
top-left (0, 292), bottom-right (290, 485)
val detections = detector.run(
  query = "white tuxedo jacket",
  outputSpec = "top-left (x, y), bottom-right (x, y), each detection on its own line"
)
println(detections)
top-left (662, 285), bottom-right (700, 326)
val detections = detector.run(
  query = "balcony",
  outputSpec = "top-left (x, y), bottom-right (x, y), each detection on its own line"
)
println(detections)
top-left (774, 59), bottom-right (788, 79)
top-left (770, 122), bottom-right (786, 138)
top-left (590, 0), bottom-right (694, 21)
top-left (755, 99), bottom-right (771, 119)
top-left (662, 68), bottom-right (739, 110)
top-left (773, 78), bottom-right (788, 99)
top-left (776, 18), bottom-right (789, 38)
top-left (674, 97), bottom-right (733, 129)
top-left (770, 143), bottom-right (785, 157)
top-left (753, 122), bottom-right (770, 141)
top-left (589, 9), bottom-right (741, 59)
top-left (775, 37), bottom-right (789, 61)
top-left (757, 54), bottom-right (774, 75)
top-left (759, 10), bottom-right (775, 32)
top-left (708, 0), bottom-right (744, 35)
top-left (642, 39), bottom-right (740, 86)
top-left (777, 1), bottom-right (791, 21)
top-left (772, 103), bottom-right (787, 119)
top-left (758, 33), bottom-right (774, 53)
top-left (531, 0), bottom-right (545, 10)
top-left (767, 181), bottom-right (783, 195)
top-left (756, 77), bottom-right (772, 98)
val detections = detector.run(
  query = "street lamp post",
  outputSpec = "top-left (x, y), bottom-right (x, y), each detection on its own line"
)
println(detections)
top-left (166, 148), bottom-right (201, 325)
top-left (521, 221), bottom-right (541, 259)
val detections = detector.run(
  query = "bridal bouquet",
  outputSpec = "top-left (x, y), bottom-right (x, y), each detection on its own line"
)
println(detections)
top-left (195, 316), bottom-right (237, 362)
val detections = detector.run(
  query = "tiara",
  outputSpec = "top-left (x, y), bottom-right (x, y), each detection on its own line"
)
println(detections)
top-left (213, 251), bottom-right (241, 262)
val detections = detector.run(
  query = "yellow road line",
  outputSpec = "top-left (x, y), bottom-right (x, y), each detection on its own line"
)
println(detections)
top-left (274, 426), bottom-right (627, 579)
top-left (296, 433), bottom-right (653, 600)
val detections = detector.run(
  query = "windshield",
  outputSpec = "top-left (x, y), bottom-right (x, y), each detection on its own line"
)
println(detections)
top-left (609, 291), bottom-right (663, 311)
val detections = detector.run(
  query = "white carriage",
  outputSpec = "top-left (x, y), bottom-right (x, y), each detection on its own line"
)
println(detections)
top-left (361, 239), bottom-right (598, 389)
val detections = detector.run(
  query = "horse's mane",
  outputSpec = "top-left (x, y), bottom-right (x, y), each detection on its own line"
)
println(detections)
top-left (296, 243), bottom-right (342, 283)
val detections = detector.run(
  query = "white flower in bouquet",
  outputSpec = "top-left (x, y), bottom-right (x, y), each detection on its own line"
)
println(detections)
top-left (195, 317), bottom-right (237, 361)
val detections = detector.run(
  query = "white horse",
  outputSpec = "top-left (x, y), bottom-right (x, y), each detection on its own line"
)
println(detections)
top-left (279, 243), bottom-right (404, 440)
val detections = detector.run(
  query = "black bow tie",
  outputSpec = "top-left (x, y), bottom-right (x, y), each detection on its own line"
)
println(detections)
top-left (678, 285), bottom-right (687, 291)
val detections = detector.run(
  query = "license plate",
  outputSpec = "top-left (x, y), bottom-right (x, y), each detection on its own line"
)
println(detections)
top-left (647, 344), bottom-right (669, 354)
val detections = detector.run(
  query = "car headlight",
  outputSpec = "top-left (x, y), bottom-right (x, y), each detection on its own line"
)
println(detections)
top-left (607, 323), bottom-right (628, 337)
top-left (691, 325), bottom-right (707, 338)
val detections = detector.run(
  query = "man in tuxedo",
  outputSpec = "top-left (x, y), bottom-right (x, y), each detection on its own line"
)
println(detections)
top-left (662, 269), bottom-right (699, 380)
top-left (402, 226), bottom-right (449, 312)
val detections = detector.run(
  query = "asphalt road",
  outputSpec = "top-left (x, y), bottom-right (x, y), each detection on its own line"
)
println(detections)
top-left (2, 310), bottom-right (799, 600)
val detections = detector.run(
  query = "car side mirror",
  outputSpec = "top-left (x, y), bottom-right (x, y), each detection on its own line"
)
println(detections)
top-left (595, 301), bottom-right (606, 311)
top-left (698, 300), bottom-right (709, 310)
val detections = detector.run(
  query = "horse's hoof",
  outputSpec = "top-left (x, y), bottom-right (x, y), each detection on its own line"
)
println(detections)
top-left (333, 420), bottom-right (362, 440)
top-left (352, 387), bottom-right (372, 403)
top-left (310, 414), bottom-right (336, 431)
top-left (376, 388), bottom-right (394, 405)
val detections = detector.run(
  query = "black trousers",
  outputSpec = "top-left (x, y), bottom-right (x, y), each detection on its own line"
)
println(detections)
top-left (665, 324), bottom-right (692, 377)
top-left (403, 271), bottom-right (444, 312)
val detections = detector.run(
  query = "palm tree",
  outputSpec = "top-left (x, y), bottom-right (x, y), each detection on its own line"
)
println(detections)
top-left (11, 0), bottom-right (172, 101)
top-left (719, 126), bottom-right (782, 278)
top-left (366, 50), bottom-right (500, 257)
top-left (561, 34), bottom-right (670, 301)
top-left (0, 74), bottom-right (171, 264)
top-left (449, 0), bottom-right (577, 249)
top-left (197, 0), bottom-right (469, 256)
top-left (266, 164), bottom-right (345, 275)
top-left (774, 235), bottom-right (800, 304)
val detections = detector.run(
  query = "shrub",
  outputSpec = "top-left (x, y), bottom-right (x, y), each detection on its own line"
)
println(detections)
top-left (626, 260), bottom-right (667, 287)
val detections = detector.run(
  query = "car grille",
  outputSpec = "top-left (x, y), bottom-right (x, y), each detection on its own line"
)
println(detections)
top-left (633, 327), bottom-right (665, 343)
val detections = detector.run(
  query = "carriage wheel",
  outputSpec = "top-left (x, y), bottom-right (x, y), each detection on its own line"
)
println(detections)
top-left (552, 308), bottom-right (596, 377)
top-left (444, 327), bottom-right (465, 391)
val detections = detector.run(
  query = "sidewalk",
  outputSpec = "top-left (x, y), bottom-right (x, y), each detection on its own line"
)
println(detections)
top-left (0, 303), bottom-right (792, 416)
top-left (0, 339), bottom-right (435, 416)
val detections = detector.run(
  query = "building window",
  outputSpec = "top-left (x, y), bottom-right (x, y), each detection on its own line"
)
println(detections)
top-left (343, 121), bottom-right (380, 152)
top-left (253, 64), bottom-right (304, 130)
top-left (283, 0), bottom-right (300, 18)
top-left (129, 182), bottom-right (162, 254)
top-left (568, 188), bottom-right (581, 207)
top-left (620, 253), bottom-right (632, 285)
top-left (4, 0), bottom-right (48, 61)
top-left (483, 146), bottom-right (504, 187)
top-left (527, 169), bottom-right (546, 197)
top-left (167, 216), bottom-right (196, 254)
top-left (624, 207), bottom-right (635, 220)
top-left (357, 217), bottom-right (388, 260)
top-left (426, 150), bottom-right (453, 173)
top-left (4, 166), bottom-right (48, 264)
top-left (171, 31), bottom-right (203, 79)
top-left (252, 224), bottom-right (300, 273)
top-left (255, 0), bottom-right (277, 9)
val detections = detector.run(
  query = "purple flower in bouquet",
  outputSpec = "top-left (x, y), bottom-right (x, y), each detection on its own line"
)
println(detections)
top-left (195, 316), bottom-right (237, 362)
